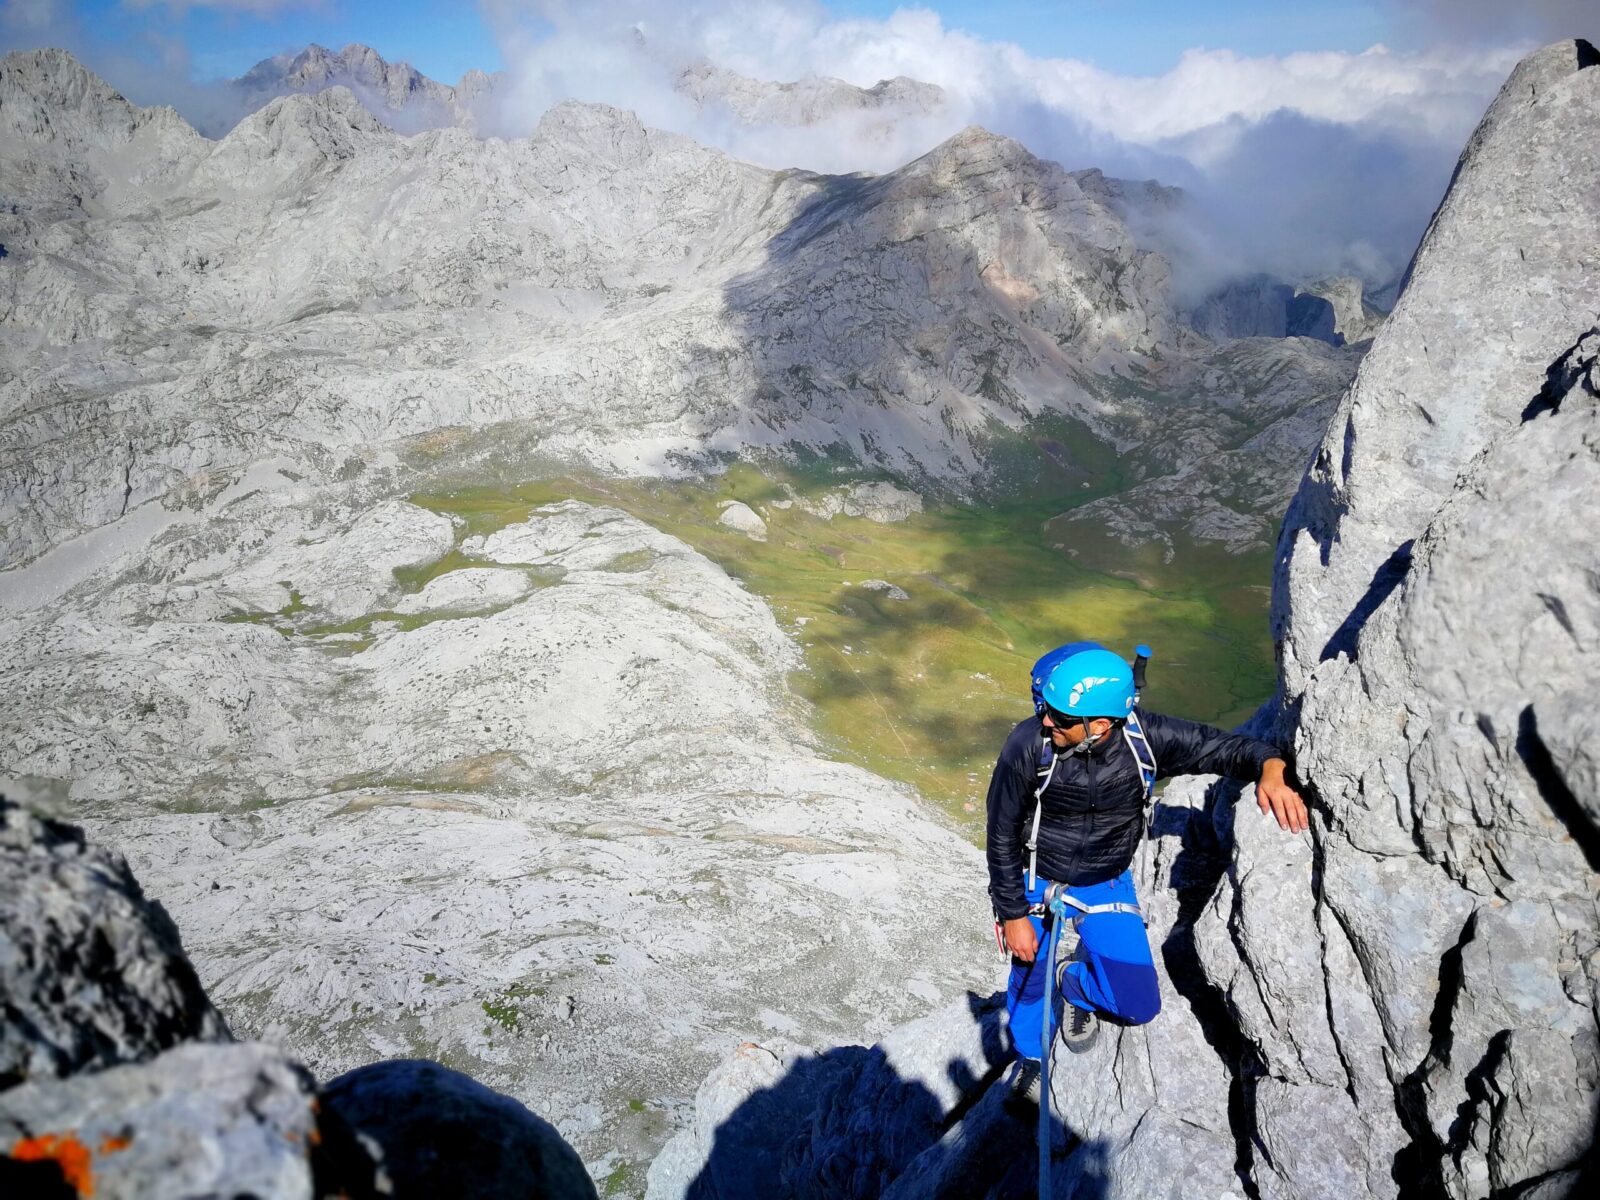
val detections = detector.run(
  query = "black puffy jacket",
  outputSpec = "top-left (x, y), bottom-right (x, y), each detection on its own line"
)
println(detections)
top-left (985, 709), bottom-right (1281, 920)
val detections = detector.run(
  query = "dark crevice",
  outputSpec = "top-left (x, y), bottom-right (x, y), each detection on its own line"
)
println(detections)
top-left (1520, 325), bottom-right (1599, 420)
top-left (1309, 830), bottom-right (1360, 1105)
top-left (1392, 909), bottom-right (1478, 1199)
top-left (120, 441), bottom-right (136, 517)
top-left (1535, 592), bottom-right (1577, 640)
top-left (1515, 705), bottom-right (1600, 873)
top-left (1449, 1029), bottom-right (1510, 1156)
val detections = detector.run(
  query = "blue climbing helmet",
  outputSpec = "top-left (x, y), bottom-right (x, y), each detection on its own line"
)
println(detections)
top-left (1036, 644), bottom-right (1145, 718)
top-left (1030, 640), bottom-right (1100, 713)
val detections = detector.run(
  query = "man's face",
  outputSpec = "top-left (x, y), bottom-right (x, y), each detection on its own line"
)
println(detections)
top-left (1041, 708), bottom-right (1115, 750)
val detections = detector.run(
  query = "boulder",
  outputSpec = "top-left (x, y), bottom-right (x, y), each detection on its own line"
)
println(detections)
top-left (0, 1041), bottom-right (350, 1200)
top-left (0, 798), bottom-right (228, 1089)
top-left (716, 500), bottom-right (768, 540)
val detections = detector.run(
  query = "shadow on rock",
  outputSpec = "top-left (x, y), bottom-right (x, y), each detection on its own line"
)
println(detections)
top-left (657, 991), bottom-right (1119, 1200)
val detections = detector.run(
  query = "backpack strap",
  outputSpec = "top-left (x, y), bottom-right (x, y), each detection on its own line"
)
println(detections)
top-left (1122, 709), bottom-right (1159, 927)
top-left (1024, 735), bottom-right (1057, 891)
top-left (1122, 710), bottom-right (1157, 800)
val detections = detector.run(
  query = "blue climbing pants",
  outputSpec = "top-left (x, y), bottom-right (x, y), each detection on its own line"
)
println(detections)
top-left (1006, 869), bottom-right (1161, 1061)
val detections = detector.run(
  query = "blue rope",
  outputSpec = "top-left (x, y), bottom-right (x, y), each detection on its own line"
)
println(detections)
top-left (1038, 892), bottom-right (1069, 1198)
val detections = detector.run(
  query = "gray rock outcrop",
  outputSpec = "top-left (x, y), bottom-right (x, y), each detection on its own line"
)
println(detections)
top-left (0, 798), bottom-right (228, 1088)
top-left (0, 802), bottom-right (601, 1198)
top-left (716, 499), bottom-right (768, 538)
top-left (795, 482), bottom-right (924, 523)
top-left (1189, 274), bottom-right (1384, 347)
top-left (0, 1042), bottom-right (334, 1200)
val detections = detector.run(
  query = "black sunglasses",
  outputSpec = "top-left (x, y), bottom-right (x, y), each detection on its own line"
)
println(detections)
top-left (1043, 706), bottom-right (1118, 729)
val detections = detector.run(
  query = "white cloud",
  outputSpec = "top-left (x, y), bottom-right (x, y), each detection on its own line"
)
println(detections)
top-left (477, 2), bottom-right (1521, 289)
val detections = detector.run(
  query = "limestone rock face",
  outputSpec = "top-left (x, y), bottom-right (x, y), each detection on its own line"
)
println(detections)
top-left (0, 799), bottom-right (228, 1089)
top-left (227, 42), bottom-right (493, 137)
top-left (1275, 38), bottom-right (1600, 702)
top-left (0, 477), bottom-right (994, 1176)
top-left (1166, 39), bottom-right (1600, 1200)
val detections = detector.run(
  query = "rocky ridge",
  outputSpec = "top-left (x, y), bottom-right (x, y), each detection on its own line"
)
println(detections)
top-left (226, 42), bottom-right (495, 137)
top-left (0, 47), bottom-right (1359, 573)
top-left (675, 61), bottom-right (946, 129)
top-left (650, 39), bottom-right (1600, 1200)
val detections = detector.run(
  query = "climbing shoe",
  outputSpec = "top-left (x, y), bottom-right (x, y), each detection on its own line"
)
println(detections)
top-left (1062, 998), bottom-right (1099, 1053)
top-left (1004, 1058), bottom-right (1042, 1111)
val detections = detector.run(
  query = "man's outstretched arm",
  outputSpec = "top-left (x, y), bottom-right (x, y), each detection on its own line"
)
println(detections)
top-left (1141, 711), bottom-right (1309, 836)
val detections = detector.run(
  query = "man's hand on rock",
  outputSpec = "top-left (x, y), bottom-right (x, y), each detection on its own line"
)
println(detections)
top-left (1257, 758), bottom-right (1309, 833)
top-left (1004, 917), bottom-right (1038, 962)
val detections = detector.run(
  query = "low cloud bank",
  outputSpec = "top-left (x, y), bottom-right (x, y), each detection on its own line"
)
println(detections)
top-left (477, 2), bottom-right (1524, 293)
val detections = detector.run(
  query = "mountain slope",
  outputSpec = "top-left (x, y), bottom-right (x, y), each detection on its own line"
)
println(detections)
top-left (0, 51), bottom-right (1359, 574)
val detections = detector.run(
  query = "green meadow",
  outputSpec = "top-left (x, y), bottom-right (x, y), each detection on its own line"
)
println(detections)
top-left (409, 457), bottom-right (1276, 832)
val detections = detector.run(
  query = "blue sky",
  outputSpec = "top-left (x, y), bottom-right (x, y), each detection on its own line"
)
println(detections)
top-left (11, 0), bottom-right (1467, 85)
top-left (826, 1), bottom-right (1398, 74)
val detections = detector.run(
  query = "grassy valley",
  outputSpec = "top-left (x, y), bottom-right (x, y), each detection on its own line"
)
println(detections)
top-left (408, 455), bottom-right (1276, 832)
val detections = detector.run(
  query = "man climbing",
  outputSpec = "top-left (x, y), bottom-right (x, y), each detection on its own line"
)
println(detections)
top-left (986, 641), bottom-right (1307, 1083)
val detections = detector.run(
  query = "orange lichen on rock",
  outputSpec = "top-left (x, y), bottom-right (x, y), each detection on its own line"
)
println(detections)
top-left (98, 1135), bottom-right (132, 1155)
top-left (9, 1132), bottom-right (95, 1196)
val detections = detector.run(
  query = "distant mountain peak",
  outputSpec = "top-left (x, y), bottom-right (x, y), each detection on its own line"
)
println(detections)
top-left (226, 41), bottom-right (486, 138)
top-left (675, 59), bottom-right (946, 127)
